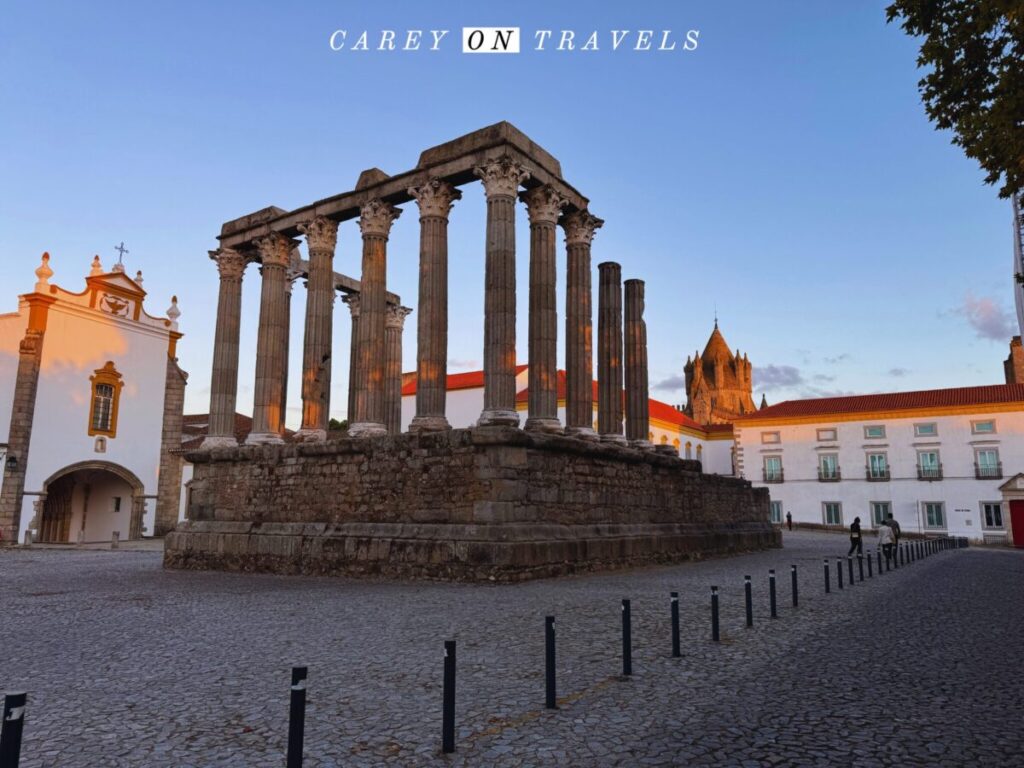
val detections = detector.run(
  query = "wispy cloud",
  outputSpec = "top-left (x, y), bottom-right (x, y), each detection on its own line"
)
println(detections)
top-left (653, 374), bottom-right (686, 391)
top-left (955, 293), bottom-right (1015, 341)
top-left (447, 358), bottom-right (480, 371)
top-left (888, 367), bottom-right (910, 377)
top-left (823, 353), bottom-right (851, 365)
top-left (754, 364), bottom-right (804, 391)
top-left (812, 373), bottom-right (836, 383)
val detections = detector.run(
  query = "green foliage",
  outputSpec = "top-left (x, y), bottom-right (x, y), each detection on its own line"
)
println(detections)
top-left (328, 418), bottom-right (348, 431)
top-left (887, 0), bottom-right (1023, 198)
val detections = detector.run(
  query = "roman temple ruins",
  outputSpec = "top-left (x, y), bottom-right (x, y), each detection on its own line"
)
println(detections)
top-left (164, 123), bottom-right (777, 580)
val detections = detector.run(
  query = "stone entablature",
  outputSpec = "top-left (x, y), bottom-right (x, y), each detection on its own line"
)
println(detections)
top-left (165, 428), bottom-right (777, 581)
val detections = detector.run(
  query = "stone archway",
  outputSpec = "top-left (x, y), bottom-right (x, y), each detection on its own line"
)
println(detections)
top-left (38, 461), bottom-right (146, 543)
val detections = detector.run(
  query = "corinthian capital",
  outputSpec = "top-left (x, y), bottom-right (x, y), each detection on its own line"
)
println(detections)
top-left (342, 294), bottom-right (360, 318)
top-left (298, 216), bottom-right (339, 253)
top-left (358, 199), bottom-right (402, 238)
top-left (474, 155), bottom-right (530, 199)
top-left (254, 233), bottom-right (294, 268)
top-left (408, 179), bottom-right (462, 219)
top-left (385, 304), bottom-right (413, 330)
top-left (209, 248), bottom-right (247, 280)
top-left (519, 185), bottom-right (567, 226)
top-left (560, 210), bottom-right (605, 247)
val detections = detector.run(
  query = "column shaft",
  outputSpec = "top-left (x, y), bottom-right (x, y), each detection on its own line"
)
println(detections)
top-left (598, 261), bottom-right (626, 442)
top-left (409, 180), bottom-right (460, 432)
top-left (385, 305), bottom-right (412, 434)
top-left (625, 279), bottom-right (652, 448)
top-left (343, 296), bottom-right (360, 425)
top-left (350, 199), bottom-right (401, 437)
top-left (561, 211), bottom-right (603, 439)
top-left (204, 250), bottom-right (246, 447)
top-left (247, 235), bottom-right (292, 444)
top-left (475, 157), bottom-right (529, 427)
top-left (521, 186), bottom-right (566, 432)
top-left (297, 217), bottom-right (338, 441)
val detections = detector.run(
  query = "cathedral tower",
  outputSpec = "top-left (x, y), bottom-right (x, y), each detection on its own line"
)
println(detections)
top-left (684, 322), bottom-right (757, 424)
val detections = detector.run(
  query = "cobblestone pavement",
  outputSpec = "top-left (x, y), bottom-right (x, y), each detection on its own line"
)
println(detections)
top-left (1, 532), bottom-right (1021, 767)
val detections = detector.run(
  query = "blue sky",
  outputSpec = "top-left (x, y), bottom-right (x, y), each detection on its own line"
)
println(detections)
top-left (0, 1), bottom-right (1016, 424)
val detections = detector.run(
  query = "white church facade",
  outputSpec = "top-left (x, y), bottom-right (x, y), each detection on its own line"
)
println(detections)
top-left (0, 252), bottom-right (186, 545)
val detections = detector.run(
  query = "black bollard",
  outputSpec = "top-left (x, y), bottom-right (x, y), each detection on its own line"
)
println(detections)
top-left (824, 559), bottom-right (831, 593)
top-left (847, 556), bottom-right (854, 585)
top-left (670, 592), bottom-right (681, 658)
top-left (899, 544), bottom-right (904, 566)
top-left (545, 616), bottom-right (557, 709)
top-left (621, 599), bottom-right (632, 676)
top-left (745, 576), bottom-right (753, 627)
top-left (769, 569), bottom-right (777, 619)
top-left (442, 641), bottom-right (456, 753)
top-left (287, 667), bottom-right (307, 768)
top-left (711, 586), bottom-right (720, 642)
top-left (857, 554), bottom-right (864, 582)
top-left (0, 692), bottom-right (27, 768)
top-left (867, 551), bottom-right (873, 577)
top-left (837, 559), bottom-right (844, 589)
top-left (791, 565), bottom-right (799, 608)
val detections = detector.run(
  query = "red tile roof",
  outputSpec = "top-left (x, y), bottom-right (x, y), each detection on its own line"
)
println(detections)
top-left (401, 365), bottom-right (528, 396)
top-left (738, 384), bottom-right (1024, 421)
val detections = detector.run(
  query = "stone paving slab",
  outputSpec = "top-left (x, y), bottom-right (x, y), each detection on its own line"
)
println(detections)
top-left (0, 531), bottom-right (1021, 767)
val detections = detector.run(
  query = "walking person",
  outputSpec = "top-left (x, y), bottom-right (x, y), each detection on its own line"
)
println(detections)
top-left (786, 511), bottom-right (792, 531)
top-left (885, 513), bottom-right (902, 555)
top-left (848, 516), bottom-right (863, 555)
top-left (878, 519), bottom-right (894, 566)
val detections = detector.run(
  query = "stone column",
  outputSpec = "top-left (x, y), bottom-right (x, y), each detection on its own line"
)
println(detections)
top-left (154, 353), bottom-right (187, 536)
top-left (281, 259), bottom-right (301, 430)
top-left (385, 304), bottom-right (412, 434)
top-left (203, 249), bottom-right (247, 448)
top-left (408, 179), bottom-right (461, 433)
top-left (474, 156), bottom-right (529, 427)
top-left (246, 233), bottom-right (292, 444)
top-left (296, 217), bottom-right (339, 441)
top-left (349, 199), bottom-right (401, 437)
top-left (598, 261), bottom-right (626, 443)
top-left (521, 185), bottom-right (566, 432)
top-left (561, 210), bottom-right (604, 440)
top-left (625, 278), bottom-right (652, 449)
top-left (343, 294), bottom-right (360, 423)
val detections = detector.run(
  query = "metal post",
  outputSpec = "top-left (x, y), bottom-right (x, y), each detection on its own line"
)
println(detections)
top-left (857, 554), bottom-right (864, 582)
top-left (867, 550), bottom-right (873, 578)
top-left (847, 556), bottom-right (854, 585)
top-left (899, 544), bottom-right (904, 566)
top-left (837, 559), bottom-right (844, 589)
top-left (0, 692), bottom-right (27, 768)
top-left (744, 575), bottom-right (753, 627)
top-left (769, 569), bottom-right (777, 619)
top-left (823, 559), bottom-right (830, 593)
top-left (287, 666), bottom-right (307, 768)
top-left (886, 549), bottom-right (891, 572)
top-left (711, 586), bottom-right (720, 642)
top-left (621, 599), bottom-right (632, 676)
top-left (877, 549), bottom-right (883, 574)
top-left (545, 616), bottom-right (557, 709)
top-left (670, 592), bottom-right (681, 658)
top-left (442, 641), bottom-right (456, 753)
top-left (791, 565), bottom-right (799, 607)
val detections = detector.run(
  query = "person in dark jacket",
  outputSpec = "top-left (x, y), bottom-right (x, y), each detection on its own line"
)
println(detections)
top-left (848, 517), bottom-right (863, 555)
top-left (786, 511), bottom-right (792, 531)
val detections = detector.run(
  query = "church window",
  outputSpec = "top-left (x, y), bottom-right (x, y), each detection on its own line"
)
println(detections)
top-left (88, 361), bottom-right (124, 438)
top-left (696, 445), bottom-right (703, 460)
top-left (816, 428), bottom-right (837, 442)
top-left (971, 420), bottom-right (996, 435)
top-left (761, 431), bottom-right (781, 444)
top-left (864, 425), bottom-right (886, 439)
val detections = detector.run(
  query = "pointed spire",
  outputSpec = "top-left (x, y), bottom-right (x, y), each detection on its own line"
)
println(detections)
top-left (166, 295), bottom-right (181, 329)
top-left (34, 252), bottom-right (53, 292)
top-left (760, 393), bottom-right (768, 409)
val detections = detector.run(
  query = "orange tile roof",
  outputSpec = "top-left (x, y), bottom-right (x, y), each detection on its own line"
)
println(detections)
top-left (401, 364), bottom-right (528, 396)
top-left (738, 384), bottom-right (1024, 421)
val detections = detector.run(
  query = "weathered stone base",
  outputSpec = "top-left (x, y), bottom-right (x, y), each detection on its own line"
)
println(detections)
top-left (165, 427), bottom-right (778, 582)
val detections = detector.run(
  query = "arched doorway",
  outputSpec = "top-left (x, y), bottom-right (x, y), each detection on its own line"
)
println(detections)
top-left (38, 461), bottom-right (145, 543)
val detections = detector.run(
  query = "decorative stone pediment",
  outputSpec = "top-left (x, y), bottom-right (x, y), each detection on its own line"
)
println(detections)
top-left (997, 473), bottom-right (1024, 493)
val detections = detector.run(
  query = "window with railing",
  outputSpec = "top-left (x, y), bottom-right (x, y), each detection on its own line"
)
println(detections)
top-left (866, 452), bottom-right (890, 481)
top-left (974, 449), bottom-right (1002, 479)
top-left (818, 453), bottom-right (840, 481)
top-left (916, 451), bottom-right (942, 480)
top-left (763, 456), bottom-right (784, 483)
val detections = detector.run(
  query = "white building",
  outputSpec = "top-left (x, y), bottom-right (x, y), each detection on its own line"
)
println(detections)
top-left (734, 385), bottom-right (1024, 544)
top-left (0, 252), bottom-right (186, 544)
top-left (400, 365), bottom-right (736, 475)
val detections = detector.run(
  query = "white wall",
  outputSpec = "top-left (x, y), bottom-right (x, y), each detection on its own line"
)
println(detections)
top-left (736, 410), bottom-right (1024, 542)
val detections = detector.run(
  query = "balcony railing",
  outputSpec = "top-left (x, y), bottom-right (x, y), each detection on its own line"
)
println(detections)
top-left (865, 466), bottom-right (890, 482)
top-left (917, 464), bottom-right (943, 481)
top-left (763, 469), bottom-right (784, 484)
top-left (975, 462), bottom-right (1003, 480)
top-left (817, 466), bottom-right (841, 482)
